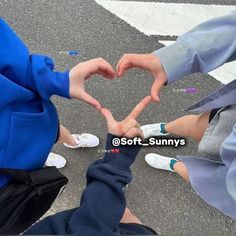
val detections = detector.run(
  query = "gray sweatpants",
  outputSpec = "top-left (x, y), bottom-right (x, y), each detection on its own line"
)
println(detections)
top-left (198, 104), bottom-right (236, 161)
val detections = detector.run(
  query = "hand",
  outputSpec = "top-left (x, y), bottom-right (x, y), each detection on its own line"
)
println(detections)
top-left (101, 96), bottom-right (152, 138)
top-left (116, 54), bottom-right (167, 103)
top-left (69, 58), bottom-right (116, 110)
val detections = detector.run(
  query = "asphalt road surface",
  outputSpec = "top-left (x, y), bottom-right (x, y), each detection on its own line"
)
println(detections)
top-left (1, 0), bottom-right (236, 235)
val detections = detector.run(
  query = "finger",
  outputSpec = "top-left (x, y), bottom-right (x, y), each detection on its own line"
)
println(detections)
top-left (97, 70), bottom-right (116, 79)
top-left (88, 58), bottom-right (116, 79)
top-left (80, 91), bottom-right (101, 110)
top-left (129, 96), bottom-right (152, 119)
top-left (121, 118), bottom-right (140, 134)
top-left (117, 54), bottom-right (150, 78)
top-left (116, 55), bottom-right (127, 77)
top-left (151, 77), bottom-right (164, 103)
top-left (124, 127), bottom-right (144, 139)
top-left (100, 108), bottom-right (116, 123)
top-left (98, 64), bottom-right (116, 79)
top-left (116, 54), bottom-right (136, 78)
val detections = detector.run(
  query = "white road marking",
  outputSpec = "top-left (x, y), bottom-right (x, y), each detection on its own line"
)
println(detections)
top-left (95, 1), bottom-right (235, 36)
top-left (159, 40), bottom-right (174, 47)
top-left (95, 0), bottom-right (236, 84)
top-left (209, 62), bottom-right (236, 84)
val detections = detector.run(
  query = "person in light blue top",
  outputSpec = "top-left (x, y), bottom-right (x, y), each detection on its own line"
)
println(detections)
top-left (116, 11), bottom-right (236, 219)
top-left (0, 18), bottom-right (116, 188)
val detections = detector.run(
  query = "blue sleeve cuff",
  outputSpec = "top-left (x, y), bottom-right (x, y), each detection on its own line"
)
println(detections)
top-left (43, 69), bottom-right (71, 99)
top-left (153, 41), bottom-right (195, 84)
top-left (30, 54), bottom-right (71, 100)
top-left (103, 134), bottom-right (141, 171)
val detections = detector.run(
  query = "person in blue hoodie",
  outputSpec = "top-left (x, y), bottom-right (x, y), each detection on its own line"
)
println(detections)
top-left (24, 96), bottom-right (157, 236)
top-left (0, 18), bottom-right (116, 188)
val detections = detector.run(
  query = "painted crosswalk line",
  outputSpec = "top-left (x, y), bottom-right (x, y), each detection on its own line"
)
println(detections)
top-left (95, 1), bottom-right (235, 36)
top-left (95, 0), bottom-right (236, 84)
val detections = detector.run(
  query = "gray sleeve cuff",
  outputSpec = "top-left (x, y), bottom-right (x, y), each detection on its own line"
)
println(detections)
top-left (153, 41), bottom-right (195, 83)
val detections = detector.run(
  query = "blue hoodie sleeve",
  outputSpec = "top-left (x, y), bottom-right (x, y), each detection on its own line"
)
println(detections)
top-left (0, 18), bottom-right (70, 100)
top-left (24, 134), bottom-right (141, 236)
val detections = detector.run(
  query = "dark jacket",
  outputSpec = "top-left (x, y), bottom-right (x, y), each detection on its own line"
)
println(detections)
top-left (25, 134), bottom-right (156, 235)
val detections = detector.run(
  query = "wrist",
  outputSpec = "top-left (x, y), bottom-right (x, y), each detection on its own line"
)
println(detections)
top-left (103, 133), bottom-right (141, 170)
top-left (68, 68), bottom-right (80, 99)
top-left (153, 42), bottom-right (192, 83)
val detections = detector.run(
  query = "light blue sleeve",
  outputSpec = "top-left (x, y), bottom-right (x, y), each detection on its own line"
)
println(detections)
top-left (220, 122), bottom-right (236, 201)
top-left (153, 12), bottom-right (236, 83)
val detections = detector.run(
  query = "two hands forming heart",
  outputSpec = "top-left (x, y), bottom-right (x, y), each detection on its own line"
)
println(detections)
top-left (69, 54), bottom-right (168, 138)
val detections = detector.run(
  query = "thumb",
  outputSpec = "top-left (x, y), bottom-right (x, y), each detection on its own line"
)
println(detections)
top-left (80, 91), bottom-right (102, 110)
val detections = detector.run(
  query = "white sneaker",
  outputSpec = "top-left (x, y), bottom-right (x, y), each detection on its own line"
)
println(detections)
top-left (45, 152), bottom-right (67, 169)
top-left (141, 123), bottom-right (169, 139)
top-left (63, 133), bottom-right (99, 149)
top-left (145, 153), bottom-right (177, 172)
